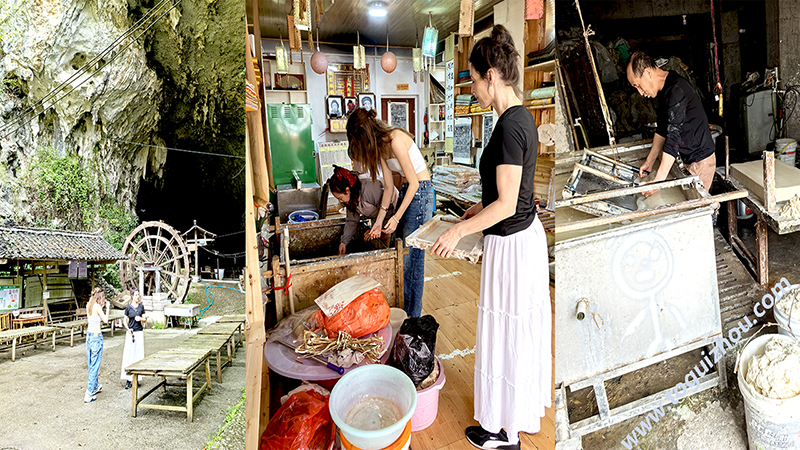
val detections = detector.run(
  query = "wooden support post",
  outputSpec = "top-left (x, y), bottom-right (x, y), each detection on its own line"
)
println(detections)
top-left (756, 218), bottom-right (769, 288)
top-left (187, 370), bottom-right (193, 422)
top-left (764, 150), bottom-right (777, 212)
top-left (272, 255), bottom-right (284, 321)
top-left (395, 238), bottom-right (404, 310)
top-left (195, 229), bottom-right (200, 278)
top-left (131, 375), bottom-right (139, 417)
top-left (42, 271), bottom-right (49, 324)
top-left (11, 336), bottom-right (15, 362)
top-left (282, 227), bottom-right (295, 315)
top-left (727, 200), bottom-right (738, 242)
top-left (725, 136), bottom-right (730, 180)
top-left (244, 69), bottom-right (269, 449)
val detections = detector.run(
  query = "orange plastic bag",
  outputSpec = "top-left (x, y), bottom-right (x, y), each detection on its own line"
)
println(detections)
top-left (315, 288), bottom-right (390, 338)
top-left (260, 390), bottom-right (335, 450)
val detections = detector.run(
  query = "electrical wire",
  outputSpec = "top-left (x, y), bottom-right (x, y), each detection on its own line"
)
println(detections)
top-left (0, 0), bottom-right (183, 139)
top-left (106, 137), bottom-right (245, 159)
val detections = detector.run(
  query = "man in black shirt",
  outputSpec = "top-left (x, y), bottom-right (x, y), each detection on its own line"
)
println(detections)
top-left (627, 51), bottom-right (716, 197)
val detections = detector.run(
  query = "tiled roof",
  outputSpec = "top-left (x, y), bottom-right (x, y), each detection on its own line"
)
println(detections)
top-left (0, 226), bottom-right (128, 261)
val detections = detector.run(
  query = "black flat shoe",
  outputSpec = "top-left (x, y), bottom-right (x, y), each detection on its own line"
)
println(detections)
top-left (124, 381), bottom-right (132, 390)
top-left (465, 426), bottom-right (520, 450)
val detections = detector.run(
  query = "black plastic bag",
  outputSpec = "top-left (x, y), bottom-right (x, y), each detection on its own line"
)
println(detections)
top-left (390, 315), bottom-right (439, 387)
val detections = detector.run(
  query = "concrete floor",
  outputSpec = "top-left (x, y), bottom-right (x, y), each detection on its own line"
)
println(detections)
top-left (566, 214), bottom-right (800, 450)
top-left (0, 326), bottom-right (245, 450)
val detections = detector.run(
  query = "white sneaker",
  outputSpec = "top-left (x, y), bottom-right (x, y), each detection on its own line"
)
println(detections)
top-left (93, 385), bottom-right (103, 395)
top-left (84, 394), bottom-right (97, 403)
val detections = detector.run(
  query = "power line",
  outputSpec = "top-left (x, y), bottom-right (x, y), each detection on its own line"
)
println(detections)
top-left (0, 0), bottom-right (182, 139)
top-left (106, 137), bottom-right (245, 159)
top-left (215, 230), bottom-right (246, 238)
top-left (200, 246), bottom-right (246, 259)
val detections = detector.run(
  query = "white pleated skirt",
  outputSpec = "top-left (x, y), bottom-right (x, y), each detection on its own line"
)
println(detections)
top-left (120, 331), bottom-right (145, 382)
top-left (474, 216), bottom-right (552, 439)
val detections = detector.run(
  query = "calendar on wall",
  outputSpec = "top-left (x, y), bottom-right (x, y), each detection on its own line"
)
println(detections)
top-left (0, 285), bottom-right (20, 311)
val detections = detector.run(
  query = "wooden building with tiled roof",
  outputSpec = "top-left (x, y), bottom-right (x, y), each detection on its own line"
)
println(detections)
top-left (0, 225), bottom-right (128, 324)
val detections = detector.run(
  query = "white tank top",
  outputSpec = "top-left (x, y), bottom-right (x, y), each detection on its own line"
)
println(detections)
top-left (385, 141), bottom-right (427, 177)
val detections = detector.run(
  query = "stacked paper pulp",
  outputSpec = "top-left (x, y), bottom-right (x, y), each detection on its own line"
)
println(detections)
top-left (433, 165), bottom-right (482, 205)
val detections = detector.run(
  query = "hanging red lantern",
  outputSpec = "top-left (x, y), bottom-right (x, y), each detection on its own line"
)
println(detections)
top-left (381, 51), bottom-right (397, 73)
top-left (311, 51), bottom-right (328, 74)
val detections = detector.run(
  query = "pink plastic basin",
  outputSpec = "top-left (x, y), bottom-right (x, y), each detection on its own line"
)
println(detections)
top-left (411, 357), bottom-right (446, 431)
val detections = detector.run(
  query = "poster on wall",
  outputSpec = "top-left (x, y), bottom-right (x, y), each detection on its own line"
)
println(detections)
top-left (453, 117), bottom-right (472, 164)
top-left (327, 63), bottom-right (370, 96)
top-left (445, 59), bottom-right (455, 138)
top-left (317, 141), bottom-right (352, 182)
top-left (388, 102), bottom-right (409, 131)
top-left (0, 285), bottom-right (20, 311)
top-left (477, 114), bottom-right (494, 168)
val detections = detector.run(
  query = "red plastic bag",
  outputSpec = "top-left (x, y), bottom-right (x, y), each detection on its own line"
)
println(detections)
top-left (315, 288), bottom-right (390, 338)
top-left (260, 391), bottom-right (335, 450)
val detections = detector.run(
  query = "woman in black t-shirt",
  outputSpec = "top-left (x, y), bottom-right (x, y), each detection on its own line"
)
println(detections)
top-left (120, 287), bottom-right (147, 389)
top-left (431, 25), bottom-right (550, 450)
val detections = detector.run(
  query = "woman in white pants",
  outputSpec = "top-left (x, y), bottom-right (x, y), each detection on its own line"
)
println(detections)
top-left (121, 288), bottom-right (147, 389)
top-left (431, 25), bottom-right (551, 450)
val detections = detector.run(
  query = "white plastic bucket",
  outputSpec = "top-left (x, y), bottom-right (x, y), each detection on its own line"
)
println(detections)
top-left (776, 138), bottom-right (797, 167)
top-left (329, 365), bottom-right (417, 450)
top-left (737, 333), bottom-right (800, 449)
top-left (737, 199), bottom-right (754, 220)
top-left (772, 284), bottom-right (800, 338)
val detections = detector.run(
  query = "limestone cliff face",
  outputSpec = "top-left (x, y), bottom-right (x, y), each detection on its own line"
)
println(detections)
top-left (0, 0), bottom-right (244, 231)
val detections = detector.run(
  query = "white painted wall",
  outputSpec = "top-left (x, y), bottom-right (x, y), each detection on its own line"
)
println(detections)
top-left (259, 40), bottom-right (425, 145)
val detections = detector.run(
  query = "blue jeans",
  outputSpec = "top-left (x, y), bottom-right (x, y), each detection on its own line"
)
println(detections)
top-left (86, 333), bottom-right (103, 396)
top-left (398, 180), bottom-right (434, 317)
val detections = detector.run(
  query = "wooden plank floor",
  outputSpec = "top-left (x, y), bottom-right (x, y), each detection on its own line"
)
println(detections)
top-left (413, 254), bottom-right (555, 450)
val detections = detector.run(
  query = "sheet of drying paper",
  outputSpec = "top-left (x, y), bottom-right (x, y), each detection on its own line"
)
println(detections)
top-left (314, 275), bottom-right (381, 317)
top-left (731, 159), bottom-right (800, 203)
top-left (406, 216), bottom-right (484, 263)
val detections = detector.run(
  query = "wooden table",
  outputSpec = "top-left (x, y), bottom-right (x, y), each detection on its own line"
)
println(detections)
top-left (51, 311), bottom-right (126, 347)
top-left (177, 334), bottom-right (233, 383)
top-left (125, 347), bottom-right (213, 422)
top-left (720, 169), bottom-right (800, 287)
top-left (12, 314), bottom-right (46, 329)
top-left (215, 315), bottom-right (245, 346)
top-left (197, 321), bottom-right (243, 352)
top-left (0, 326), bottom-right (58, 361)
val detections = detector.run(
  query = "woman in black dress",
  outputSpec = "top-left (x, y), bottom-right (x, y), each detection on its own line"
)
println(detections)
top-left (431, 25), bottom-right (550, 450)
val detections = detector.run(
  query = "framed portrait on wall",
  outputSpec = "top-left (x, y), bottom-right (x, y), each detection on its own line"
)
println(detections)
top-left (358, 93), bottom-right (376, 112)
top-left (327, 95), bottom-right (344, 118)
top-left (344, 97), bottom-right (357, 115)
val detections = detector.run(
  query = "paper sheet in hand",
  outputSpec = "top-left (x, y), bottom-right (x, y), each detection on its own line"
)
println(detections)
top-left (406, 216), bottom-right (484, 263)
top-left (314, 275), bottom-right (381, 318)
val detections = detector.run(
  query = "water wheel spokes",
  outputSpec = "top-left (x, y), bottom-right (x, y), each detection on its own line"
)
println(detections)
top-left (120, 221), bottom-right (192, 303)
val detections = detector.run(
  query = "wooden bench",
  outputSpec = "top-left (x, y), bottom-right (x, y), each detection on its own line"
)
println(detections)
top-left (215, 315), bottom-right (246, 347)
top-left (125, 347), bottom-right (213, 422)
top-left (50, 311), bottom-right (126, 347)
top-left (177, 334), bottom-right (234, 383)
top-left (0, 326), bottom-right (59, 361)
top-left (12, 307), bottom-right (46, 329)
top-left (0, 313), bottom-right (10, 331)
top-left (196, 321), bottom-right (243, 355)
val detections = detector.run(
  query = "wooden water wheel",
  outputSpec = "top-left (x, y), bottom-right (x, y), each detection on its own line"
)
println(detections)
top-left (120, 221), bottom-right (192, 302)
